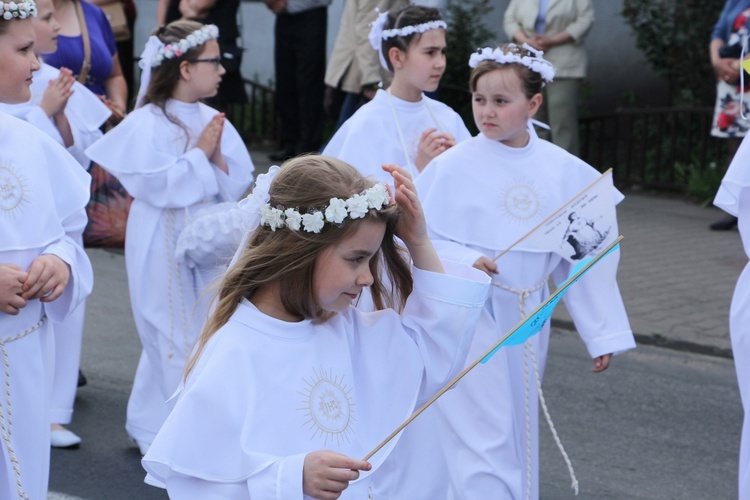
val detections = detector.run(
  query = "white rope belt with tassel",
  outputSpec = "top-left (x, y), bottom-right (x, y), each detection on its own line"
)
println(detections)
top-left (0, 315), bottom-right (47, 500)
top-left (493, 280), bottom-right (579, 497)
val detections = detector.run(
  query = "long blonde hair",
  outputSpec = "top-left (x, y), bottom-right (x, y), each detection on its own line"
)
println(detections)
top-left (185, 155), bottom-right (413, 377)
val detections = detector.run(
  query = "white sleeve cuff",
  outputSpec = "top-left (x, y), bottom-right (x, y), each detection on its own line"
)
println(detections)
top-left (411, 260), bottom-right (490, 308)
top-left (184, 148), bottom-right (220, 198)
top-left (584, 331), bottom-right (636, 358)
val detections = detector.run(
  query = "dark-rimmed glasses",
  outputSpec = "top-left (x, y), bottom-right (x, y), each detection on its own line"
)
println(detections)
top-left (190, 57), bottom-right (222, 70)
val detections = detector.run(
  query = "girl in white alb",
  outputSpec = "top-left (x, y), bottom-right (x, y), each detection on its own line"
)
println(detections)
top-left (0, 1), bottom-right (93, 497)
top-left (416, 44), bottom-right (636, 499)
top-left (714, 134), bottom-right (750, 499)
top-left (140, 156), bottom-right (490, 498)
top-left (0, 0), bottom-right (111, 450)
top-left (86, 21), bottom-right (254, 455)
top-left (323, 5), bottom-right (470, 186)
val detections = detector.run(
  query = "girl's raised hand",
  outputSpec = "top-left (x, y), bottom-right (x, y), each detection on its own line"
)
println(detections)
top-left (21, 254), bottom-right (70, 303)
top-left (303, 450), bottom-right (371, 500)
top-left (383, 164), bottom-right (426, 247)
top-left (197, 113), bottom-right (225, 162)
top-left (383, 164), bottom-right (444, 273)
top-left (0, 264), bottom-right (28, 315)
top-left (41, 68), bottom-right (75, 118)
top-left (415, 128), bottom-right (454, 172)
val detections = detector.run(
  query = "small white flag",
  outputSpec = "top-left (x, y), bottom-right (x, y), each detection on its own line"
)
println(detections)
top-left (521, 170), bottom-right (617, 262)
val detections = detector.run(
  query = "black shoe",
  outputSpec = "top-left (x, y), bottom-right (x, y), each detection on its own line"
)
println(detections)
top-left (709, 216), bottom-right (738, 231)
top-left (268, 150), bottom-right (296, 162)
top-left (77, 370), bottom-right (87, 387)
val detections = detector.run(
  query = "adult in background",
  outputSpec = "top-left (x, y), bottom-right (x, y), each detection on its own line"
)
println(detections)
top-left (158, 0), bottom-right (247, 111)
top-left (89, 0), bottom-right (137, 100)
top-left (47, 0), bottom-right (128, 119)
top-left (47, 0), bottom-right (131, 250)
top-left (708, 0), bottom-right (750, 231)
top-left (265, 0), bottom-right (331, 161)
top-left (504, 0), bottom-right (594, 157)
top-left (324, 0), bottom-right (407, 132)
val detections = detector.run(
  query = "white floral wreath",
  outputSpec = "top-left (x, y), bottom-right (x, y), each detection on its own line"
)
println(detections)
top-left (240, 166), bottom-right (391, 234)
top-left (368, 9), bottom-right (448, 70)
top-left (150, 24), bottom-right (219, 67)
top-left (469, 44), bottom-right (556, 84)
top-left (1, 1), bottom-right (37, 20)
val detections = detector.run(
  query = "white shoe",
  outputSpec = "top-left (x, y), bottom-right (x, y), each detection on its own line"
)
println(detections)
top-left (50, 429), bottom-right (81, 448)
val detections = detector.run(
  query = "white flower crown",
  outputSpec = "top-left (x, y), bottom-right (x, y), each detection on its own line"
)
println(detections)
top-left (368, 9), bottom-right (447, 70)
top-left (469, 44), bottom-right (556, 84)
top-left (1, 1), bottom-right (36, 20)
top-left (240, 167), bottom-right (391, 234)
top-left (150, 24), bottom-right (219, 67)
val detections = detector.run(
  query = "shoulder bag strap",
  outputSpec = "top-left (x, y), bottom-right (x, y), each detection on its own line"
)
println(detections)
top-left (74, 0), bottom-right (92, 85)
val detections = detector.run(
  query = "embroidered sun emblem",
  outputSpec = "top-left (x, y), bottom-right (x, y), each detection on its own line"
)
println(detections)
top-left (498, 179), bottom-right (543, 224)
top-left (0, 163), bottom-right (29, 217)
top-left (299, 367), bottom-right (355, 446)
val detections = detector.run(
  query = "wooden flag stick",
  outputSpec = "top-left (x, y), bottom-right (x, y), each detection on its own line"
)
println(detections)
top-left (491, 168), bottom-right (614, 262)
top-left (362, 236), bottom-right (623, 462)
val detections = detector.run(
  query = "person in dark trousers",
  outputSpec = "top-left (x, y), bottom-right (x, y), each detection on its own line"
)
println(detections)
top-left (265, 0), bottom-right (331, 161)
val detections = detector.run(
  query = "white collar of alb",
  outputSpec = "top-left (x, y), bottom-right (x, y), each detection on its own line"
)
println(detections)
top-left (469, 44), bottom-right (556, 84)
top-left (1, 1), bottom-right (36, 20)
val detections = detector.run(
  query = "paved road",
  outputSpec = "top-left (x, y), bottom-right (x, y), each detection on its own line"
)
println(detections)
top-left (47, 248), bottom-right (743, 499)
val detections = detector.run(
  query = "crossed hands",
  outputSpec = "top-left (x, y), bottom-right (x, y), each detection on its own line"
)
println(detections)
top-left (197, 113), bottom-right (228, 173)
top-left (415, 128), bottom-right (456, 172)
top-left (303, 451), bottom-right (371, 499)
top-left (0, 256), bottom-right (71, 315)
top-left (715, 57), bottom-right (741, 83)
top-left (41, 67), bottom-right (74, 118)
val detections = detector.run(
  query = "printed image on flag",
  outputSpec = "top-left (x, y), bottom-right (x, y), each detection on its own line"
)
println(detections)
top-left (522, 170), bottom-right (618, 262)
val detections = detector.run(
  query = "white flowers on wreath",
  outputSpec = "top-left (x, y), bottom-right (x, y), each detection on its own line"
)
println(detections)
top-left (368, 9), bottom-right (448, 71)
top-left (1, 1), bottom-right (37, 20)
top-left (150, 24), bottom-right (219, 67)
top-left (251, 181), bottom-right (391, 234)
top-left (468, 44), bottom-right (556, 84)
